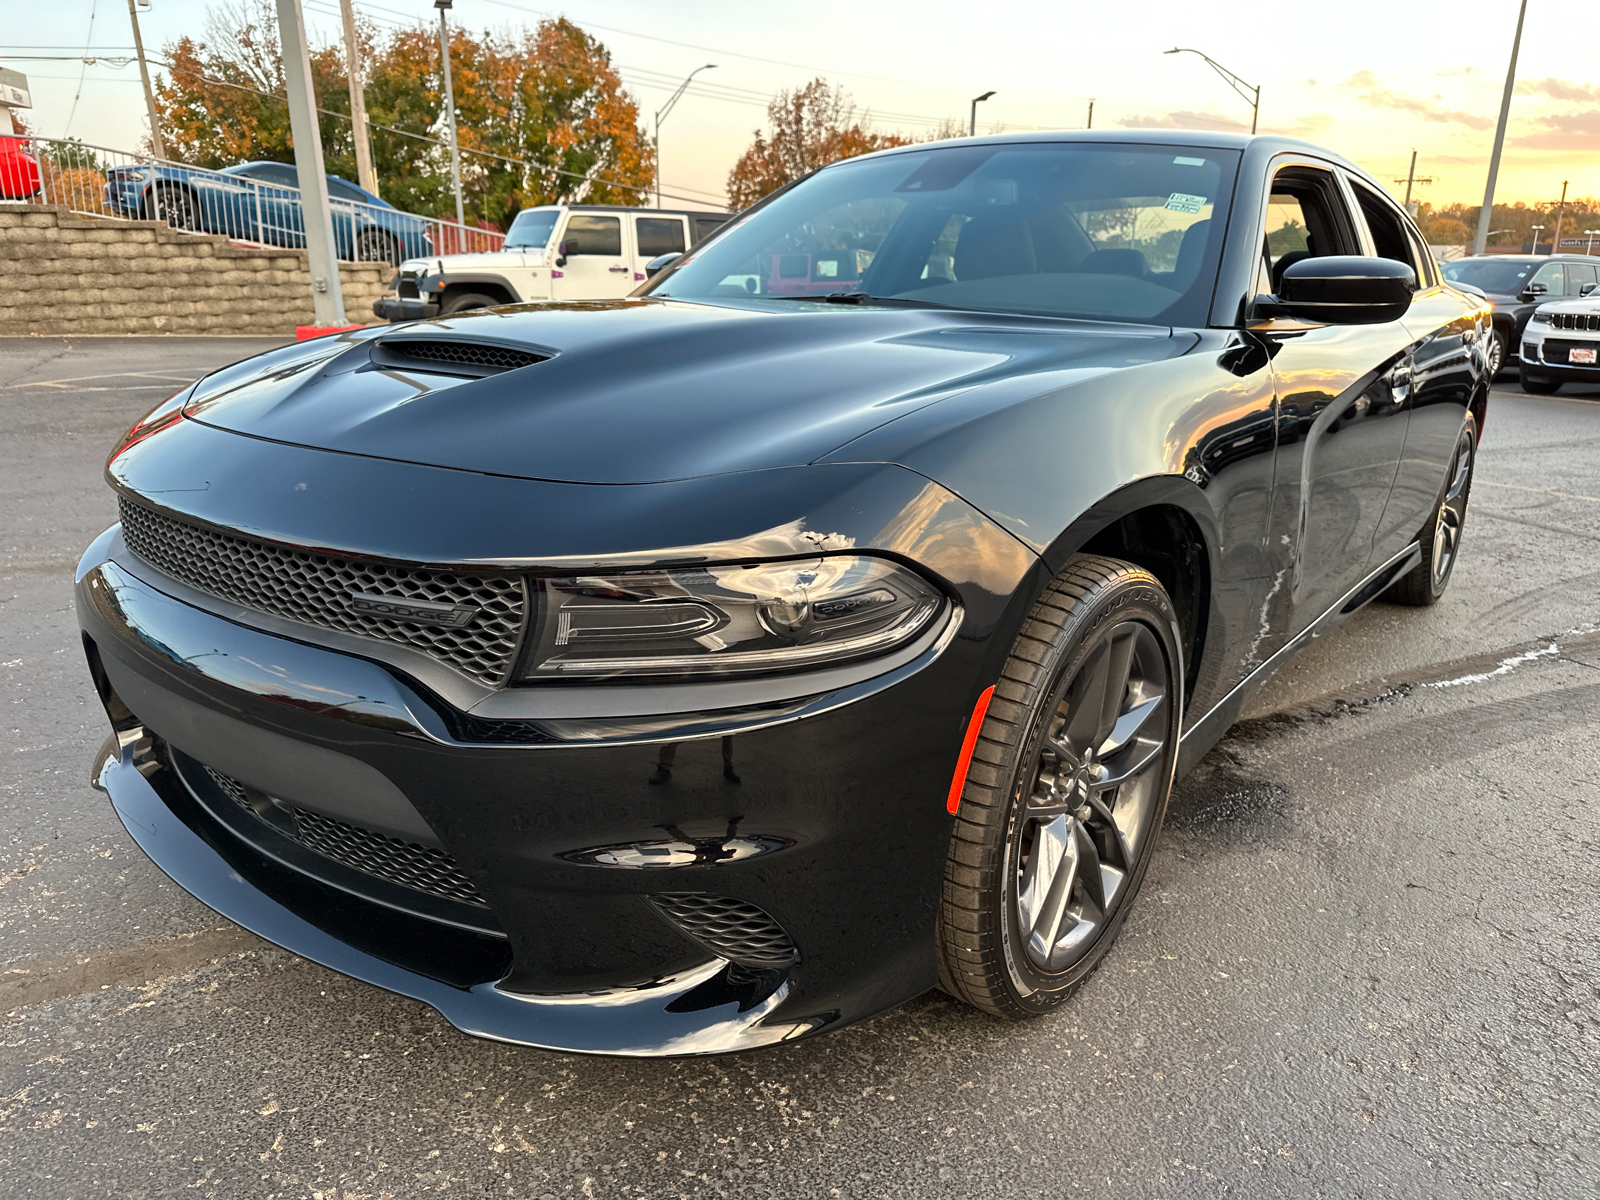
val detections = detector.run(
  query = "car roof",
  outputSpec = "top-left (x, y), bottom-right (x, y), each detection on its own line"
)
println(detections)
top-left (1453, 254), bottom-right (1597, 262)
top-left (840, 128), bottom-right (1363, 172)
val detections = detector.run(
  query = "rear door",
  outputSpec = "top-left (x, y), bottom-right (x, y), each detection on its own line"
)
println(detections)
top-left (633, 214), bottom-right (688, 285)
top-left (1258, 161), bottom-right (1416, 629)
top-left (550, 213), bottom-right (631, 299)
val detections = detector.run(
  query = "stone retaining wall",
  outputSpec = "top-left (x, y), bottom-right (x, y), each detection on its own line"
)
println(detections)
top-left (0, 203), bottom-right (388, 336)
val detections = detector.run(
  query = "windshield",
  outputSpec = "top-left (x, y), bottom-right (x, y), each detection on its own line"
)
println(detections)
top-left (649, 142), bottom-right (1239, 325)
top-left (1442, 258), bottom-right (1537, 294)
top-left (506, 208), bottom-right (561, 250)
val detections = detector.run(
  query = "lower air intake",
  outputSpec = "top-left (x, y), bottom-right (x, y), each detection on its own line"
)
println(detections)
top-left (203, 766), bottom-right (488, 908)
top-left (649, 893), bottom-right (797, 967)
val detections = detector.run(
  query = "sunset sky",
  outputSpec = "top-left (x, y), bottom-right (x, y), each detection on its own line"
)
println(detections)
top-left (8, 0), bottom-right (1597, 211)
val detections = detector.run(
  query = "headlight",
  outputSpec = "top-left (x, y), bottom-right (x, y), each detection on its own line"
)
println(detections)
top-left (1528, 310), bottom-right (1549, 324)
top-left (517, 556), bottom-right (946, 682)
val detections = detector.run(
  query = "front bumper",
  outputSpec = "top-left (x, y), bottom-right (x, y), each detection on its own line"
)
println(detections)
top-left (77, 527), bottom-right (988, 1055)
top-left (1520, 332), bottom-right (1600, 380)
top-left (374, 295), bottom-right (441, 322)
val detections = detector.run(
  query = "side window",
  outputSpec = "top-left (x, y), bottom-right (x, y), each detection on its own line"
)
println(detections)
top-left (1261, 166), bottom-right (1357, 294)
top-left (1568, 262), bottom-right (1597, 295)
top-left (694, 216), bottom-right (729, 245)
top-left (246, 164), bottom-right (299, 188)
top-left (1531, 261), bottom-right (1565, 295)
top-left (326, 179), bottom-right (366, 204)
top-left (635, 216), bottom-right (686, 258)
top-left (1350, 181), bottom-right (1419, 280)
top-left (1404, 226), bottom-right (1436, 288)
top-left (563, 215), bottom-right (622, 256)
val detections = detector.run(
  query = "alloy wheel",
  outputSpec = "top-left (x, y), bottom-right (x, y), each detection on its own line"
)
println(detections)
top-left (1432, 439), bottom-right (1472, 585)
top-left (157, 187), bottom-right (200, 232)
top-left (1484, 331), bottom-right (1505, 378)
top-left (1007, 620), bottom-right (1170, 975)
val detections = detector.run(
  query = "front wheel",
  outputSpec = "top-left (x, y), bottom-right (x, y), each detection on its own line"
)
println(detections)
top-left (1383, 417), bottom-right (1475, 606)
top-left (439, 291), bottom-right (499, 316)
top-left (1484, 329), bottom-right (1507, 379)
top-left (149, 184), bottom-right (201, 232)
top-left (937, 556), bottom-right (1182, 1019)
top-left (1519, 364), bottom-right (1561, 394)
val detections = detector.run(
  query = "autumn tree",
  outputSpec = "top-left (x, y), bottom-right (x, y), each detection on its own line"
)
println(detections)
top-left (153, 5), bottom-right (653, 226)
top-left (726, 79), bottom-right (912, 209)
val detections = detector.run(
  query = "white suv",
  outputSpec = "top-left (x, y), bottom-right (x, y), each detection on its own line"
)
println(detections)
top-left (1519, 289), bottom-right (1600, 394)
top-left (375, 204), bottom-right (730, 321)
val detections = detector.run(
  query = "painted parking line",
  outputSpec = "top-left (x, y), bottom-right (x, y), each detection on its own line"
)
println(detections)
top-left (1476, 480), bottom-right (1600, 505)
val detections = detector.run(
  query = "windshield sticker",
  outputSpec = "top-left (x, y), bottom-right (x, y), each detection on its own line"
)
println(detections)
top-left (1173, 156), bottom-right (1207, 167)
top-left (1165, 192), bottom-right (1207, 214)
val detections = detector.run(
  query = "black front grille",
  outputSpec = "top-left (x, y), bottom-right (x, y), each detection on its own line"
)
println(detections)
top-left (649, 893), bottom-right (797, 967)
top-left (1541, 338), bottom-right (1600, 366)
top-left (119, 498), bottom-right (526, 686)
top-left (203, 767), bottom-right (488, 907)
top-left (376, 338), bottom-right (546, 372)
top-left (1548, 312), bottom-right (1600, 331)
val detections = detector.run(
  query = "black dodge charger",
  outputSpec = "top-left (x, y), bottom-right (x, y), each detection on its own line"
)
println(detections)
top-left (78, 132), bottom-right (1488, 1055)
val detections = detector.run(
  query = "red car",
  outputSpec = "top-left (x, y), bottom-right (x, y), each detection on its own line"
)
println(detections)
top-left (0, 136), bottom-right (42, 200)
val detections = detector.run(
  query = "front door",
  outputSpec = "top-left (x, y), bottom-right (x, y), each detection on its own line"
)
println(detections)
top-left (633, 214), bottom-right (688, 286)
top-left (551, 213), bottom-right (632, 300)
top-left (1259, 163), bottom-right (1416, 631)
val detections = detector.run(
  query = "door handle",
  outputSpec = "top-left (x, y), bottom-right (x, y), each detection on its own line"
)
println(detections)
top-left (1386, 363), bottom-right (1413, 405)
top-left (608, 265), bottom-right (629, 273)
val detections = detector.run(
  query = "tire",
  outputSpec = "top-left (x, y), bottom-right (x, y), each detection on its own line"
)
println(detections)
top-left (355, 228), bottom-right (401, 266)
top-left (1484, 328), bottom-right (1507, 379)
top-left (1519, 364), bottom-right (1561, 394)
top-left (439, 291), bottom-right (499, 315)
top-left (937, 555), bottom-right (1183, 1019)
top-left (1382, 416), bottom-right (1475, 606)
top-left (149, 184), bottom-right (201, 232)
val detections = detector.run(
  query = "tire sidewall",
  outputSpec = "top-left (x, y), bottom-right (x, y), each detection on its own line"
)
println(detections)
top-left (1425, 419), bottom-right (1477, 600)
top-left (993, 575), bottom-right (1183, 1011)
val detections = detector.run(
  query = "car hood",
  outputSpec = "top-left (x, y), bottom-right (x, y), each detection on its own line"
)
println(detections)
top-left (409, 248), bottom-right (540, 271)
top-left (182, 299), bottom-right (1192, 485)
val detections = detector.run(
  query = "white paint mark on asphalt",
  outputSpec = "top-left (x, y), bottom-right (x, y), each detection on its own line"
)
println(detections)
top-left (1476, 480), bottom-right (1600, 505)
top-left (1428, 643), bottom-right (1560, 688)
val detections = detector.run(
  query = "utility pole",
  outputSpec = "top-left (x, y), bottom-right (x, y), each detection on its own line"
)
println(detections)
top-left (338, 0), bottom-right (378, 196)
top-left (1550, 179), bottom-right (1569, 255)
top-left (1085, 98), bottom-right (1094, 130)
top-left (969, 90), bottom-right (995, 137)
top-left (275, 0), bottom-right (346, 327)
top-left (1394, 151), bottom-right (1434, 216)
top-left (436, 0), bottom-right (464, 227)
top-left (654, 64), bottom-right (716, 207)
top-left (126, 0), bottom-right (165, 160)
top-left (1474, 0), bottom-right (1528, 257)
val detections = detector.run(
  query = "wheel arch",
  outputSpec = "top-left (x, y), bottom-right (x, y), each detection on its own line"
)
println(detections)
top-left (1034, 476), bottom-right (1218, 708)
top-left (436, 276), bottom-right (520, 307)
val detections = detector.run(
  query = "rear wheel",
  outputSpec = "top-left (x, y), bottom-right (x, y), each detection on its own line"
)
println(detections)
top-left (937, 556), bottom-right (1182, 1019)
top-left (1519, 364), bottom-right (1561, 394)
top-left (355, 228), bottom-right (401, 266)
top-left (150, 184), bottom-right (201, 232)
top-left (439, 291), bottom-right (499, 315)
top-left (1383, 417), bottom-right (1475, 606)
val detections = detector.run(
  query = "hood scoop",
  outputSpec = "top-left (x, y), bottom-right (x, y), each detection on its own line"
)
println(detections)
top-left (369, 336), bottom-right (550, 378)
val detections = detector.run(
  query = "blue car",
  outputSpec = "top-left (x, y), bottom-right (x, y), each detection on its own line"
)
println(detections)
top-left (104, 160), bottom-right (431, 265)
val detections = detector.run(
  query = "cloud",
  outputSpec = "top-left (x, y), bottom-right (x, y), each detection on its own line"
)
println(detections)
top-left (1516, 109), bottom-right (1600, 150)
top-left (1117, 109), bottom-right (1250, 133)
top-left (1517, 77), bottom-right (1600, 103)
top-left (1342, 72), bottom-right (1494, 130)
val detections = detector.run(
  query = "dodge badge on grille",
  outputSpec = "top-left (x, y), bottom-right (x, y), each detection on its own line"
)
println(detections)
top-left (347, 591), bottom-right (480, 628)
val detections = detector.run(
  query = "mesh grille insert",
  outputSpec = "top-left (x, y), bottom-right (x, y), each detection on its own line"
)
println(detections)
top-left (203, 766), bottom-right (488, 908)
top-left (377, 339), bottom-right (546, 371)
top-left (1542, 338), bottom-right (1600, 365)
top-left (649, 893), bottom-right (797, 967)
top-left (119, 498), bottom-right (526, 686)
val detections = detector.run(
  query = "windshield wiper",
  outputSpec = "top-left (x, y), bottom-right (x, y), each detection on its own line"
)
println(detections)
top-left (762, 292), bottom-right (953, 309)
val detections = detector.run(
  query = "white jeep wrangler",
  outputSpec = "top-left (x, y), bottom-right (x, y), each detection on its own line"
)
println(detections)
top-left (374, 204), bottom-right (731, 321)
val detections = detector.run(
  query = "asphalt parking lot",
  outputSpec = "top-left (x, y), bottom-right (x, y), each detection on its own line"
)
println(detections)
top-left (2, 336), bottom-right (1597, 1198)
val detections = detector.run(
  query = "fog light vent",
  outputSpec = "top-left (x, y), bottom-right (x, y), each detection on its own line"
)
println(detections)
top-left (648, 893), bottom-right (797, 967)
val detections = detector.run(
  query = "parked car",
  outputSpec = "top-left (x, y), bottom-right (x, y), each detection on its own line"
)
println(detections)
top-left (1516, 293), bottom-right (1600, 393)
top-left (80, 131), bottom-right (1488, 1056)
top-left (103, 160), bottom-right (430, 265)
top-left (1440, 253), bottom-right (1600, 376)
top-left (374, 203), bottom-right (730, 319)
top-left (0, 134), bottom-right (41, 199)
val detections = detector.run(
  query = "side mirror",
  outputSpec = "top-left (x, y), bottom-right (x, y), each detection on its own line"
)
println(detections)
top-left (1521, 280), bottom-right (1549, 300)
top-left (555, 238), bottom-right (577, 268)
top-left (1583, 282), bottom-right (1598, 297)
top-left (1263, 255), bottom-right (1416, 325)
top-left (644, 251), bottom-right (682, 279)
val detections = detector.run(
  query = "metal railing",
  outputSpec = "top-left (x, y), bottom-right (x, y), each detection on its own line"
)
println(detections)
top-left (4, 135), bottom-right (504, 264)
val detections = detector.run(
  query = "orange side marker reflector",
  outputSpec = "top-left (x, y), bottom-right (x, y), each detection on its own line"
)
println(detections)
top-left (946, 685), bottom-right (996, 815)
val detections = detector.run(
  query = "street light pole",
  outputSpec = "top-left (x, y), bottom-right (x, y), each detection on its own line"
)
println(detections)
top-left (1474, 0), bottom-right (1528, 257)
top-left (1164, 48), bottom-right (1259, 134)
top-left (1585, 229), bottom-right (1600, 256)
top-left (126, 0), bottom-right (165, 160)
top-left (275, 0), bottom-right (345, 327)
top-left (436, 0), bottom-right (464, 228)
top-left (654, 64), bottom-right (716, 208)
top-left (1531, 224), bottom-right (1545, 254)
top-left (969, 90), bottom-right (995, 137)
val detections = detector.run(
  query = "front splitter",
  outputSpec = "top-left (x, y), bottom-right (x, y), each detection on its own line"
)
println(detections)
top-left (96, 741), bottom-right (819, 1056)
